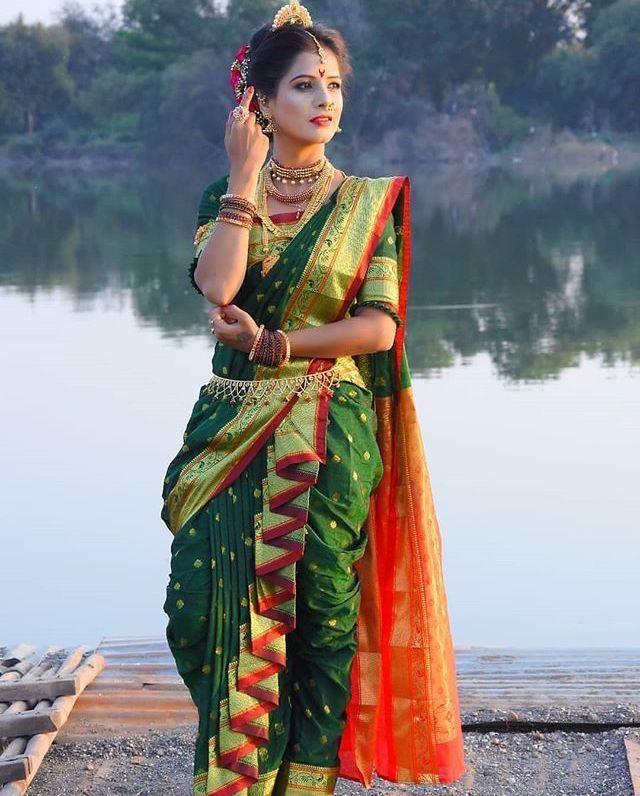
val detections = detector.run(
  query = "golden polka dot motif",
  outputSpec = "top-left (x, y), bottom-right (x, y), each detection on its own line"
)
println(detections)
top-left (274, 721), bottom-right (285, 735)
top-left (199, 615), bottom-right (207, 623)
top-left (329, 520), bottom-right (337, 529)
top-left (218, 577), bottom-right (224, 587)
top-left (387, 235), bottom-right (394, 244)
top-left (176, 599), bottom-right (185, 609)
top-left (347, 433), bottom-right (353, 442)
top-left (230, 551), bottom-right (236, 561)
top-left (254, 488), bottom-right (261, 498)
top-left (221, 546), bottom-right (226, 554)
top-left (323, 705), bottom-right (331, 714)
top-left (202, 664), bottom-right (211, 674)
top-left (211, 559), bottom-right (216, 568)
top-left (352, 471), bottom-right (359, 481)
top-left (331, 492), bottom-right (340, 502)
top-left (244, 537), bottom-right (253, 546)
top-left (293, 681), bottom-right (300, 691)
top-left (338, 395), bottom-right (347, 403)
top-left (193, 559), bottom-right (203, 569)
top-left (173, 582), bottom-right (181, 590)
top-left (308, 561), bottom-right (318, 571)
top-left (215, 645), bottom-right (223, 655)
top-left (188, 528), bottom-right (197, 537)
top-left (304, 707), bottom-right (313, 718)
top-left (181, 444), bottom-right (189, 453)
top-left (332, 453), bottom-right (341, 462)
top-left (240, 597), bottom-right (248, 607)
top-left (360, 412), bottom-right (367, 422)
top-left (328, 618), bottom-right (338, 627)
top-left (215, 512), bottom-right (221, 522)
top-left (320, 735), bottom-right (328, 744)
top-left (363, 450), bottom-right (371, 460)
top-left (348, 389), bottom-right (357, 398)
top-left (222, 366), bottom-right (228, 374)
top-left (258, 747), bottom-right (268, 759)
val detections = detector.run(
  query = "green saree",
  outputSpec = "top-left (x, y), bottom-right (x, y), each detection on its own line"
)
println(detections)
top-left (161, 172), bottom-right (466, 795)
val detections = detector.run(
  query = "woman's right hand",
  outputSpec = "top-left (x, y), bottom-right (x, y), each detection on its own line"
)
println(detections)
top-left (225, 86), bottom-right (270, 179)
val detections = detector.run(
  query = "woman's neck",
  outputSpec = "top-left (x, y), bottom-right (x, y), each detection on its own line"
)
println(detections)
top-left (270, 139), bottom-right (326, 168)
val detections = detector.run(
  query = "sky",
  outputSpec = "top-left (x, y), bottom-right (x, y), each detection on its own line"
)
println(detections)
top-left (0, 0), bottom-right (123, 26)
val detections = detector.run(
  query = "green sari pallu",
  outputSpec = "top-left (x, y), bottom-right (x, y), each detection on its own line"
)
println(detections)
top-left (161, 174), bottom-right (466, 795)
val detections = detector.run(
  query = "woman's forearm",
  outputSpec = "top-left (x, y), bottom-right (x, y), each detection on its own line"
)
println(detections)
top-left (287, 308), bottom-right (397, 358)
top-left (194, 169), bottom-right (258, 306)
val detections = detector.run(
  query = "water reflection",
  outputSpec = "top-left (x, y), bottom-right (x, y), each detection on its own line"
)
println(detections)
top-left (2, 166), bottom-right (640, 381)
top-left (1, 165), bottom-right (639, 648)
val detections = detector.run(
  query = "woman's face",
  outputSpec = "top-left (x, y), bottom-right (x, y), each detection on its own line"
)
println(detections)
top-left (261, 47), bottom-right (343, 145)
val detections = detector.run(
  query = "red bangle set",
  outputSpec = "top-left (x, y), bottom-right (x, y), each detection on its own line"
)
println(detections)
top-left (248, 325), bottom-right (291, 367)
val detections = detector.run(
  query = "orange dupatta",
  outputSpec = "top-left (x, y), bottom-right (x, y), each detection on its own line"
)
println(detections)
top-left (338, 176), bottom-right (466, 786)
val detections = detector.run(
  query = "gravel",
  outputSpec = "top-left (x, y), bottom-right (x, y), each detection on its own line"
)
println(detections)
top-left (23, 720), bottom-right (639, 795)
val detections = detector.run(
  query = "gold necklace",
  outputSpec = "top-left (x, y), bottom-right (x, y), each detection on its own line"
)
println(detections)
top-left (268, 156), bottom-right (326, 184)
top-left (255, 160), bottom-right (335, 276)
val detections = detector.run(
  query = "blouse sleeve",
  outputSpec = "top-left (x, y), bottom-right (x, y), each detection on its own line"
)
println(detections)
top-left (352, 212), bottom-right (402, 327)
top-left (187, 177), bottom-right (227, 296)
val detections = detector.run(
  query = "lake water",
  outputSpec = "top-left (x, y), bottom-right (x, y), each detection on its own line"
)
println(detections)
top-left (1, 164), bottom-right (639, 650)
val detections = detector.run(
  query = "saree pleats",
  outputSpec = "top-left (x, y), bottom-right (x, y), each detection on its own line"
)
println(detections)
top-left (164, 382), bottom-right (382, 795)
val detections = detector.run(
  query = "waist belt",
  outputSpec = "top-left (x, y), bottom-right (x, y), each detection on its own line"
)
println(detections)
top-left (205, 366), bottom-right (342, 406)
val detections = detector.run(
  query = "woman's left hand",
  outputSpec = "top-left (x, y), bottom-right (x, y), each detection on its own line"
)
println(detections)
top-left (208, 303), bottom-right (258, 353)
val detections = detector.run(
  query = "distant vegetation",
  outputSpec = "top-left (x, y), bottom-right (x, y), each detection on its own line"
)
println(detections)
top-left (1, 0), bottom-right (639, 163)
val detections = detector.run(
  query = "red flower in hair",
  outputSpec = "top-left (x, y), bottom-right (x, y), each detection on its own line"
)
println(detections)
top-left (229, 43), bottom-right (260, 113)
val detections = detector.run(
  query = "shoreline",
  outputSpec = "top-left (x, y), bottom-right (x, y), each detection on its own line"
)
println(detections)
top-left (1, 130), bottom-right (639, 178)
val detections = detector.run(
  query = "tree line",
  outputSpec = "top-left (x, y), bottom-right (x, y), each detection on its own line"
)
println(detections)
top-left (0, 0), bottom-right (639, 159)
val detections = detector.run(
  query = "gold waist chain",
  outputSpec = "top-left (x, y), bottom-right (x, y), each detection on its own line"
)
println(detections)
top-left (205, 366), bottom-right (343, 406)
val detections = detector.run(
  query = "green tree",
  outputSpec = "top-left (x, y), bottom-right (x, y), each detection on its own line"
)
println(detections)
top-left (0, 17), bottom-right (73, 133)
top-left (591, 0), bottom-right (640, 129)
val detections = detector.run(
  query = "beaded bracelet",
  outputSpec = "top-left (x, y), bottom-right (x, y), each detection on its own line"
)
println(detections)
top-left (219, 193), bottom-right (257, 217)
top-left (252, 328), bottom-right (291, 367)
top-left (219, 199), bottom-right (255, 216)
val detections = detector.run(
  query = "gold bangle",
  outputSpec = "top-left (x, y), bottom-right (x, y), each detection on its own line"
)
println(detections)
top-left (277, 329), bottom-right (291, 367)
top-left (215, 213), bottom-right (253, 230)
top-left (249, 324), bottom-right (265, 361)
top-left (217, 210), bottom-right (254, 225)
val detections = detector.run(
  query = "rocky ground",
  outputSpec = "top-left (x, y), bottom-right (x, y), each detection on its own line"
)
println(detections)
top-left (24, 708), bottom-right (640, 796)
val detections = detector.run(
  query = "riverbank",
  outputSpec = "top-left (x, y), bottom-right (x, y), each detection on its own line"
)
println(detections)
top-left (1, 127), bottom-right (639, 178)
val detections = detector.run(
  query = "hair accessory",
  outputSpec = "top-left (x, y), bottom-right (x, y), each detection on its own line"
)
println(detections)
top-left (272, 0), bottom-right (313, 29)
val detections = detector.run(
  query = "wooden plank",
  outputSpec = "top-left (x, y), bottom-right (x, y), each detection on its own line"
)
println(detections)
top-left (0, 678), bottom-right (77, 702)
top-left (625, 738), bottom-right (640, 796)
top-left (0, 651), bottom-right (104, 795)
top-left (0, 757), bottom-right (29, 786)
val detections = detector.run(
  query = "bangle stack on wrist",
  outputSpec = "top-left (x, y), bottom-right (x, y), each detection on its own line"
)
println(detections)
top-left (216, 193), bottom-right (256, 230)
top-left (248, 326), bottom-right (291, 367)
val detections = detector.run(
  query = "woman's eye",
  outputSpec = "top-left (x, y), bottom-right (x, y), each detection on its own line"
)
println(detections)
top-left (295, 81), bottom-right (341, 90)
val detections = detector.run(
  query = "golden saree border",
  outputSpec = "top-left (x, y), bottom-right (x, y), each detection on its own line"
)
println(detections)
top-left (204, 382), bottom-right (334, 796)
top-left (337, 177), bottom-right (466, 787)
top-left (273, 761), bottom-right (340, 795)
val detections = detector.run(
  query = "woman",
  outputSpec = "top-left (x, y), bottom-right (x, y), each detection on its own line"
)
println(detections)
top-left (160, 2), bottom-right (466, 794)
